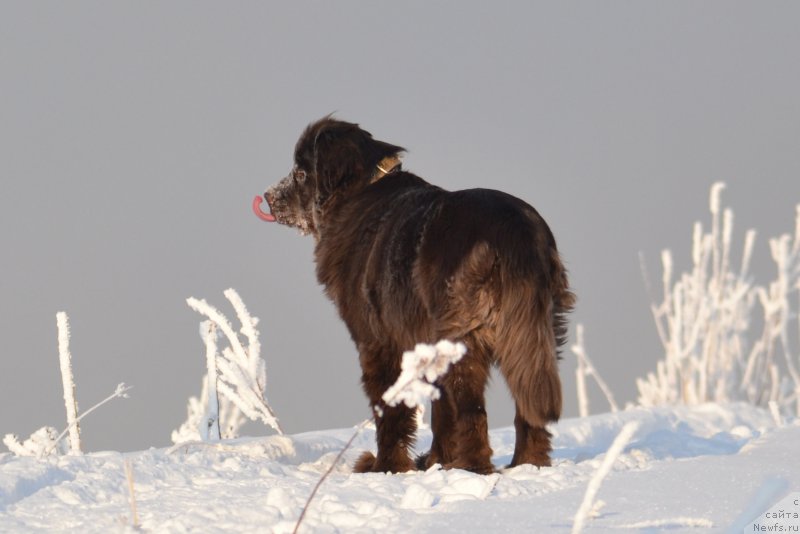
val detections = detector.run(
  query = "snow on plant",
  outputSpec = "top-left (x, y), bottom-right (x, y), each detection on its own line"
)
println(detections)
top-left (177, 288), bottom-right (282, 443)
top-left (574, 423), bottom-right (714, 531)
top-left (4, 384), bottom-right (131, 457)
top-left (754, 209), bottom-right (800, 416)
top-left (294, 340), bottom-right (466, 534)
top-left (44, 383), bottom-right (131, 457)
top-left (171, 372), bottom-right (251, 443)
top-left (380, 340), bottom-right (466, 414)
top-left (3, 427), bottom-right (66, 457)
top-left (56, 312), bottom-right (81, 454)
top-left (637, 183), bottom-right (800, 417)
top-left (571, 324), bottom-right (618, 417)
top-left (201, 320), bottom-right (221, 441)
top-left (171, 382), bottom-right (209, 444)
top-left (4, 312), bottom-right (131, 457)
top-left (571, 421), bottom-right (639, 534)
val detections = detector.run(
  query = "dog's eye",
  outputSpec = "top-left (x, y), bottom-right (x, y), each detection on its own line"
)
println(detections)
top-left (294, 169), bottom-right (307, 184)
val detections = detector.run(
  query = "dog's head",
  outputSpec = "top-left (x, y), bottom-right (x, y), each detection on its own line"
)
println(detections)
top-left (263, 117), bottom-right (404, 236)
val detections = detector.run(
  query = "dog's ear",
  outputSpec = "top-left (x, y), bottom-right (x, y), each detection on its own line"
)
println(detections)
top-left (372, 139), bottom-right (405, 165)
top-left (311, 121), bottom-right (405, 197)
top-left (310, 126), bottom-right (359, 196)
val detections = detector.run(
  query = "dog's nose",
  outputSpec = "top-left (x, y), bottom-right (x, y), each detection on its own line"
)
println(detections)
top-left (264, 191), bottom-right (273, 206)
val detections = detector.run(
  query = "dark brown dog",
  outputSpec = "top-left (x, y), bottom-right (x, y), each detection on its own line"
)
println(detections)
top-left (262, 117), bottom-right (574, 474)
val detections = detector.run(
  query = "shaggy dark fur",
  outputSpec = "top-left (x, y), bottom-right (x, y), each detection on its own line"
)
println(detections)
top-left (264, 117), bottom-right (574, 474)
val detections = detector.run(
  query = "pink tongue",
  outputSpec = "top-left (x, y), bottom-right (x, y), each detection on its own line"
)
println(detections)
top-left (252, 195), bottom-right (276, 222)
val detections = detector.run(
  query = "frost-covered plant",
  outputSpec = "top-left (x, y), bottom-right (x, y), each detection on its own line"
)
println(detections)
top-left (201, 320), bottom-right (221, 441)
top-left (56, 312), bottom-right (81, 454)
top-left (380, 340), bottom-right (466, 414)
top-left (4, 312), bottom-right (131, 457)
top-left (294, 340), bottom-right (466, 534)
top-left (4, 384), bottom-right (131, 457)
top-left (572, 421), bottom-right (639, 534)
top-left (3, 427), bottom-right (66, 457)
top-left (171, 380), bottom-right (210, 444)
top-left (573, 419), bottom-right (714, 532)
top-left (638, 183), bottom-right (800, 417)
top-left (173, 350), bottom-right (261, 442)
top-left (45, 383), bottom-right (131, 457)
top-left (175, 288), bottom-right (282, 444)
top-left (571, 324), bottom-right (618, 417)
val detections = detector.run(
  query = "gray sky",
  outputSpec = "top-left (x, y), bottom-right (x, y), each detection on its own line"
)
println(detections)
top-left (2, 2), bottom-right (799, 453)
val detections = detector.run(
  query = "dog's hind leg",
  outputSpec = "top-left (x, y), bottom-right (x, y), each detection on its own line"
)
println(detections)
top-left (416, 389), bottom-right (457, 469)
top-left (495, 272), bottom-right (563, 468)
top-left (439, 342), bottom-right (494, 474)
top-left (509, 403), bottom-right (553, 467)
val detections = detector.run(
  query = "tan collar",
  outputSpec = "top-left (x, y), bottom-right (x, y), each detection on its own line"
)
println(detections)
top-left (371, 155), bottom-right (402, 183)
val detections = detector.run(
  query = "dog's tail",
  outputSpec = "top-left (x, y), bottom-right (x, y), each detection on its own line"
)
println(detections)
top-left (495, 246), bottom-right (575, 428)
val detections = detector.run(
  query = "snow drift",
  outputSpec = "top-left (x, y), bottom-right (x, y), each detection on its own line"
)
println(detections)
top-left (1, 403), bottom-right (797, 532)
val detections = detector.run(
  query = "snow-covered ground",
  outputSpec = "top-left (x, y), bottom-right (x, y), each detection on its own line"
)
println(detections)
top-left (1, 403), bottom-right (797, 533)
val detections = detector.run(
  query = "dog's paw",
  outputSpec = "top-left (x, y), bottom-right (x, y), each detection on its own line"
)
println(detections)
top-left (507, 454), bottom-right (551, 469)
top-left (415, 451), bottom-right (446, 471)
top-left (443, 459), bottom-right (496, 475)
top-left (353, 451), bottom-right (416, 474)
top-left (414, 452), bottom-right (431, 470)
top-left (353, 451), bottom-right (378, 473)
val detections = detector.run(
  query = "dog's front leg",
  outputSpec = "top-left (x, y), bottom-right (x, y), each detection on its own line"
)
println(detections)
top-left (354, 402), bottom-right (416, 473)
top-left (354, 349), bottom-right (417, 474)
